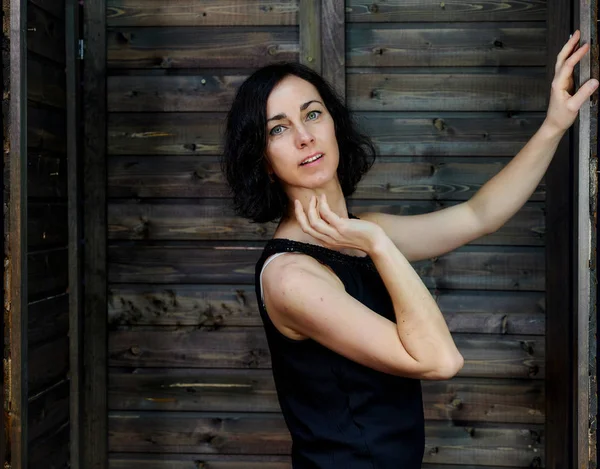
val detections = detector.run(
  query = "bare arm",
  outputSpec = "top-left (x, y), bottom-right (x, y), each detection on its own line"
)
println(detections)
top-left (360, 30), bottom-right (599, 262)
top-left (262, 195), bottom-right (463, 380)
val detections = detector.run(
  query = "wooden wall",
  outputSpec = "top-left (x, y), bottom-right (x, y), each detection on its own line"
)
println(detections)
top-left (105, 1), bottom-right (547, 467)
top-left (26, 0), bottom-right (71, 466)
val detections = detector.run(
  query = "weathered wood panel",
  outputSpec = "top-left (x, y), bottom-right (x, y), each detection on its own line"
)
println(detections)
top-left (30, 0), bottom-right (66, 19)
top-left (108, 243), bottom-right (544, 291)
top-left (28, 57), bottom-right (66, 109)
top-left (29, 107), bottom-right (67, 153)
top-left (347, 72), bottom-right (546, 111)
top-left (29, 294), bottom-right (69, 347)
top-left (28, 153), bottom-right (67, 198)
top-left (107, 200), bottom-right (545, 245)
top-left (107, 156), bottom-right (545, 201)
top-left (28, 423), bottom-right (70, 469)
top-left (28, 336), bottom-right (69, 396)
top-left (346, 25), bottom-right (545, 67)
top-left (107, 112), bottom-right (544, 156)
top-left (28, 249), bottom-right (69, 301)
top-left (321, 0), bottom-right (345, 98)
top-left (108, 284), bottom-right (544, 334)
top-left (108, 328), bottom-right (543, 378)
top-left (27, 3), bottom-right (66, 64)
top-left (346, 0), bottom-right (546, 22)
top-left (29, 203), bottom-right (68, 249)
top-left (107, 0), bottom-right (299, 26)
top-left (28, 380), bottom-right (69, 442)
top-left (107, 27), bottom-right (299, 69)
top-left (107, 70), bottom-right (545, 112)
top-left (108, 413), bottom-right (543, 466)
top-left (108, 368), bottom-right (543, 423)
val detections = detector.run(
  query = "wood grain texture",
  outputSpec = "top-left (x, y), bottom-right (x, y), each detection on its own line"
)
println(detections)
top-left (108, 368), bottom-right (543, 424)
top-left (28, 380), bottom-right (69, 443)
top-left (28, 248), bottom-right (69, 301)
top-left (28, 337), bottom-right (69, 397)
top-left (107, 112), bottom-right (544, 156)
top-left (108, 243), bottom-right (544, 291)
top-left (107, 0), bottom-right (299, 26)
top-left (299, 0), bottom-right (321, 72)
top-left (346, 0), bottom-right (546, 22)
top-left (107, 156), bottom-right (543, 201)
top-left (28, 294), bottom-right (69, 347)
top-left (346, 24), bottom-right (545, 67)
top-left (108, 284), bottom-right (544, 334)
top-left (321, 0), bottom-right (345, 98)
top-left (107, 27), bottom-right (299, 69)
top-left (107, 200), bottom-right (545, 245)
top-left (30, 0), bottom-right (66, 19)
top-left (108, 327), bottom-right (544, 378)
top-left (347, 71), bottom-right (546, 111)
top-left (29, 106), bottom-right (67, 153)
top-left (28, 423), bottom-right (70, 469)
top-left (28, 152), bottom-right (67, 198)
top-left (107, 70), bottom-right (546, 112)
top-left (108, 413), bottom-right (544, 466)
top-left (28, 203), bottom-right (68, 249)
top-left (27, 57), bottom-right (66, 109)
top-left (27, 3), bottom-right (66, 64)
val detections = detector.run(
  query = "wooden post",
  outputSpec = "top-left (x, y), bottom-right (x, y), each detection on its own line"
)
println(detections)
top-left (321, 0), bottom-right (345, 100)
top-left (299, 0), bottom-right (321, 74)
top-left (67, 0), bottom-right (83, 467)
top-left (83, 0), bottom-right (107, 467)
top-left (8, 0), bottom-right (27, 467)
top-left (545, 0), bottom-right (575, 467)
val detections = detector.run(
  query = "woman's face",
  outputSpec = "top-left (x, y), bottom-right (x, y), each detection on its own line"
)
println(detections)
top-left (264, 75), bottom-right (340, 192)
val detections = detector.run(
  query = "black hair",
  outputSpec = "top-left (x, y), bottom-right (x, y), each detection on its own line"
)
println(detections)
top-left (222, 62), bottom-right (376, 224)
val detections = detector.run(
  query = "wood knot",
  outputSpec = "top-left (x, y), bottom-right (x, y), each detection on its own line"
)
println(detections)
top-left (520, 340), bottom-right (535, 355)
top-left (267, 45), bottom-right (278, 56)
top-left (433, 118), bottom-right (446, 131)
top-left (528, 365), bottom-right (539, 377)
top-left (428, 446), bottom-right (438, 455)
top-left (368, 3), bottom-right (379, 13)
top-left (130, 345), bottom-right (141, 355)
top-left (451, 397), bottom-right (462, 409)
top-left (116, 32), bottom-right (130, 44)
top-left (370, 89), bottom-right (379, 99)
top-left (160, 56), bottom-right (173, 68)
top-left (184, 143), bottom-right (197, 152)
top-left (501, 315), bottom-right (509, 334)
top-left (494, 40), bottom-right (504, 48)
top-left (464, 427), bottom-right (475, 437)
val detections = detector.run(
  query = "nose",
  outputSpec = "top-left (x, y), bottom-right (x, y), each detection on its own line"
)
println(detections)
top-left (294, 124), bottom-right (315, 148)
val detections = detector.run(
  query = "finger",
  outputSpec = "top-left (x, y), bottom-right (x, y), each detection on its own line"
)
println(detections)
top-left (554, 42), bottom-right (590, 88)
top-left (555, 30), bottom-right (581, 72)
top-left (566, 78), bottom-right (599, 112)
top-left (307, 196), bottom-right (339, 239)
top-left (295, 199), bottom-right (336, 245)
top-left (317, 194), bottom-right (343, 227)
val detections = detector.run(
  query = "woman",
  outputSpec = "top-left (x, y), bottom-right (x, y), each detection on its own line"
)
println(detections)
top-left (222, 32), bottom-right (598, 468)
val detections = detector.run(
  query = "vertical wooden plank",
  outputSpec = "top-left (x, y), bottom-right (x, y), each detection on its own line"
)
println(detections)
top-left (83, 0), bottom-right (107, 467)
top-left (321, 0), bottom-right (345, 99)
top-left (299, 0), bottom-right (321, 73)
top-left (66, 0), bottom-right (82, 467)
top-left (545, 1), bottom-right (575, 468)
top-left (575, 1), bottom-right (597, 467)
top-left (8, 0), bottom-right (27, 467)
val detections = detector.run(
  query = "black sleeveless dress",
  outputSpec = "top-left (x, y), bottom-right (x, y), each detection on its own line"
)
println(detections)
top-left (255, 235), bottom-right (425, 469)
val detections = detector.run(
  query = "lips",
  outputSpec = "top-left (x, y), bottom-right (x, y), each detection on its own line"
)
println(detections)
top-left (300, 153), bottom-right (324, 166)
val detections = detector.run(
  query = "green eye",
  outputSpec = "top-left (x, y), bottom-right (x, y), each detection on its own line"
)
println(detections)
top-left (270, 125), bottom-right (284, 136)
top-left (307, 110), bottom-right (321, 120)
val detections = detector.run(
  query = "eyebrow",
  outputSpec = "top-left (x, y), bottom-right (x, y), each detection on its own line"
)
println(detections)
top-left (266, 100), bottom-right (323, 123)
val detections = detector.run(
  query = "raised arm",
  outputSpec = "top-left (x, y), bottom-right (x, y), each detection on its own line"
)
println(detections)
top-left (262, 195), bottom-right (463, 380)
top-left (360, 30), bottom-right (599, 262)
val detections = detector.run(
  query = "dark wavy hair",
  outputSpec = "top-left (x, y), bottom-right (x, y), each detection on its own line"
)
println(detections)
top-left (222, 62), bottom-right (376, 223)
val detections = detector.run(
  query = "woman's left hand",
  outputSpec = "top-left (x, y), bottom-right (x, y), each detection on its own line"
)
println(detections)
top-left (544, 30), bottom-right (598, 134)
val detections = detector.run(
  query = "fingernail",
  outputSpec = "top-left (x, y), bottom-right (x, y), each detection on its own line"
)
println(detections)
top-left (591, 79), bottom-right (599, 89)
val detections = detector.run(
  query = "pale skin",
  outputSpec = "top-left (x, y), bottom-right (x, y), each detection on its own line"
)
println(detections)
top-left (260, 31), bottom-right (599, 380)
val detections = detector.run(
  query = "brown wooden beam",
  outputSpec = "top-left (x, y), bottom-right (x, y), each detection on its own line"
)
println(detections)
top-left (321, 0), bottom-right (345, 100)
top-left (83, 0), bottom-right (107, 466)
top-left (299, 0), bottom-right (321, 74)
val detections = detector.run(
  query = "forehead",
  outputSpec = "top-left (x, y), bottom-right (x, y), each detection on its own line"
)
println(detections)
top-left (266, 75), bottom-right (322, 113)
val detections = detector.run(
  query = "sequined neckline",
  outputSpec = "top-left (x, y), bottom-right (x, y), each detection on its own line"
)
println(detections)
top-left (265, 238), bottom-right (375, 267)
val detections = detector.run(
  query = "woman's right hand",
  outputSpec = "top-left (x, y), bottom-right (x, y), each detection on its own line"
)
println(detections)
top-left (294, 194), bottom-right (387, 255)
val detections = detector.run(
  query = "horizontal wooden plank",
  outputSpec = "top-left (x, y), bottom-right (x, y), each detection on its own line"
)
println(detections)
top-left (107, 155), bottom-right (544, 201)
top-left (29, 107), bottom-right (66, 153)
top-left (29, 248), bottom-right (69, 301)
top-left (107, 70), bottom-right (546, 113)
top-left (108, 368), bottom-right (543, 424)
top-left (29, 336), bottom-right (69, 396)
top-left (346, 0), bottom-right (546, 22)
top-left (107, 200), bottom-right (545, 245)
top-left (108, 284), bottom-right (544, 334)
top-left (30, 0), bottom-right (66, 20)
top-left (28, 57), bottom-right (66, 109)
top-left (347, 71), bottom-right (546, 111)
top-left (107, 0), bottom-right (299, 26)
top-left (29, 294), bottom-right (69, 347)
top-left (108, 328), bottom-right (544, 378)
top-left (28, 3), bottom-right (66, 64)
top-left (109, 454), bottom-right (523, 469)
top-left (108, 413), bottom-right (544, 466)
top-left (28, 423), bottom-right (69, 468)
top-left (28, 380), bottom-right (70, 443)
top-left (28, 152), bottom-right (67, 198)
top-left (347, 24), bottom-right (546, 67)
top-left (29, 203), bottom-right (68, 249)
top-left (107, 27), bottom-right (298, 69)
top-left (108, 243), bottom-right (544, 291)
top-left (107, 112), bottom-right (544, 156)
